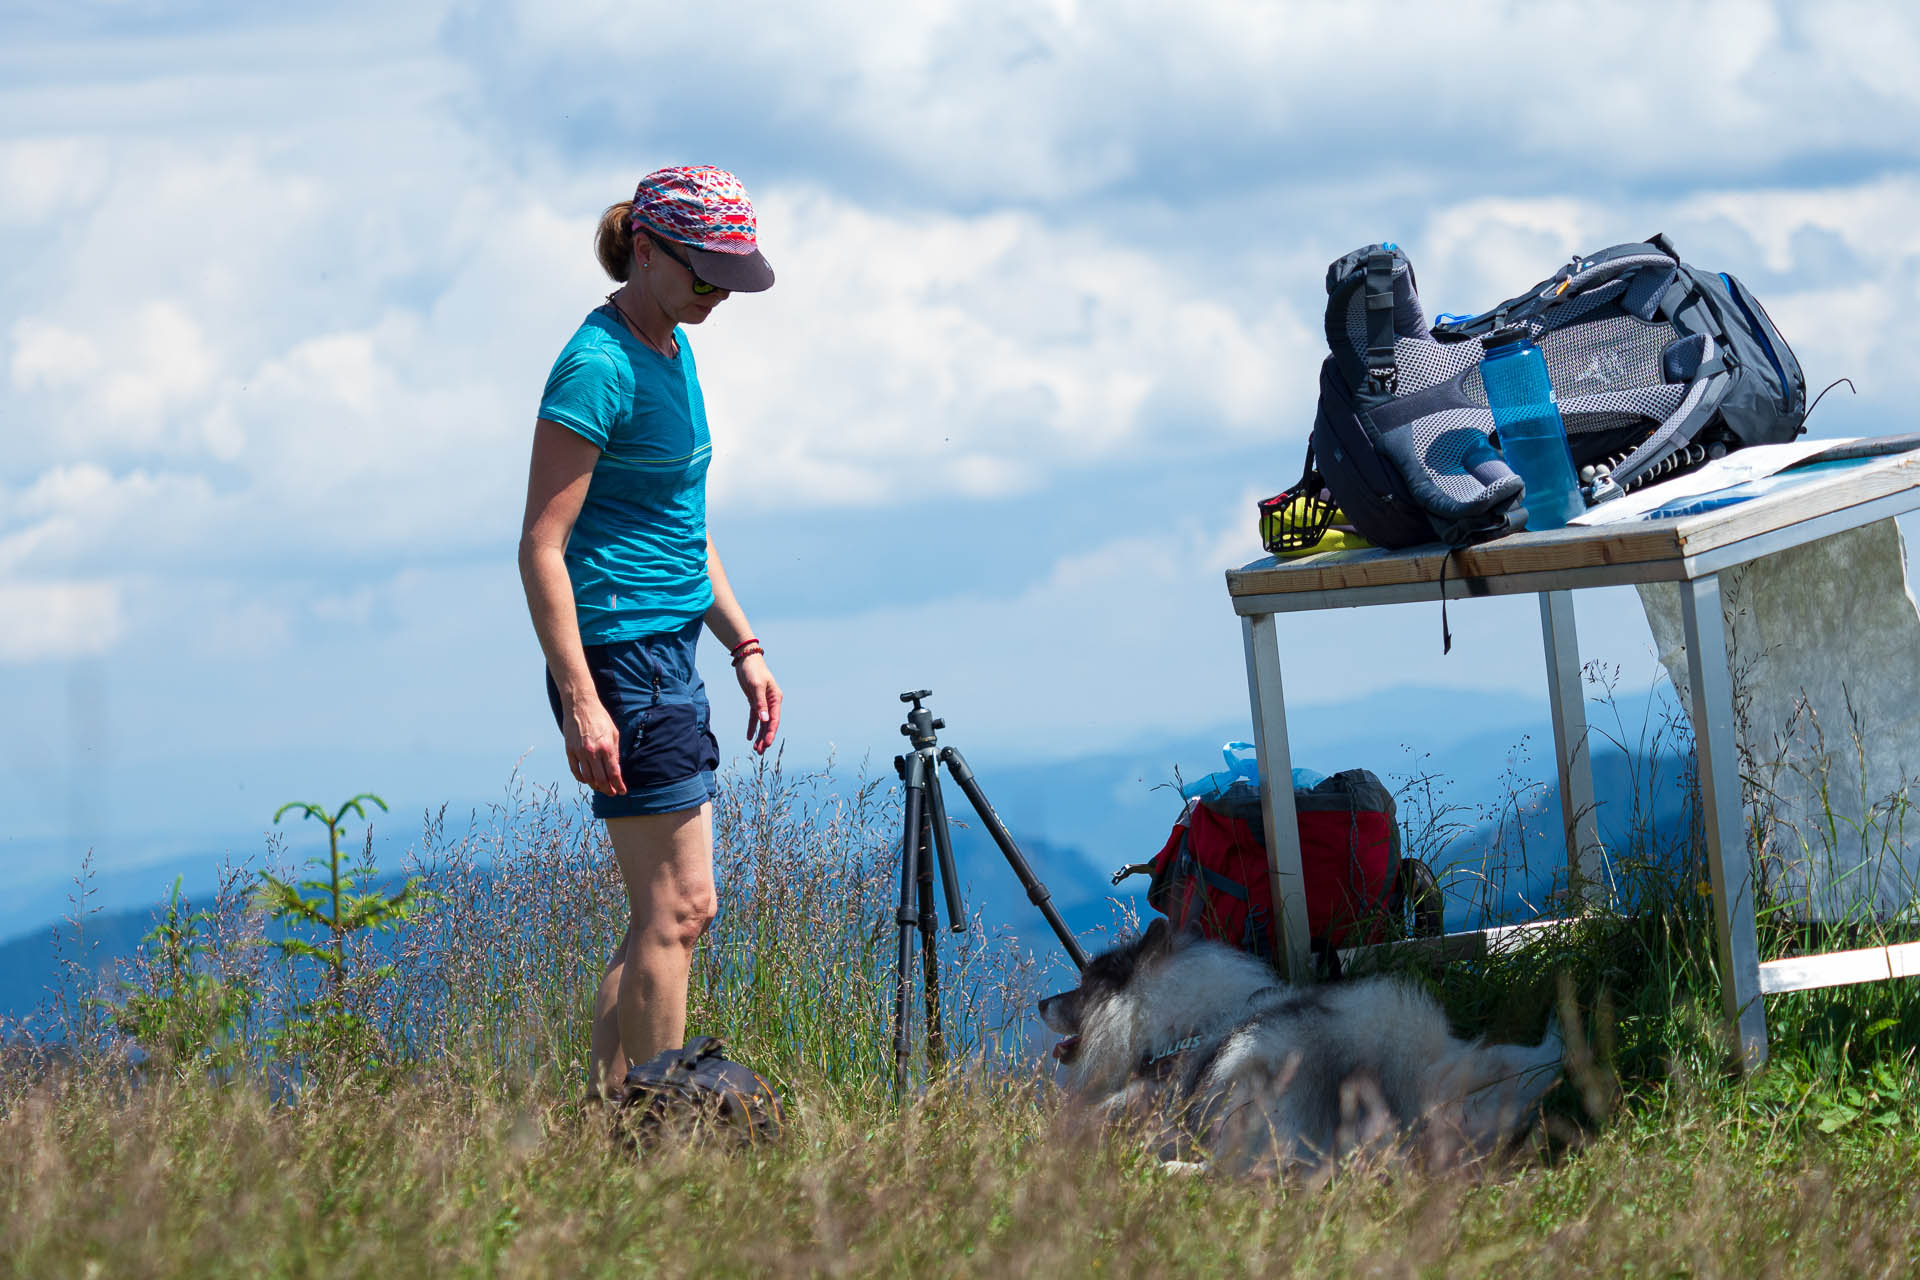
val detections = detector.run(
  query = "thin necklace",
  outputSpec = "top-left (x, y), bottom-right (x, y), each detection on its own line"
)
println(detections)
top-left (605, 291), bottom-right (676, 359)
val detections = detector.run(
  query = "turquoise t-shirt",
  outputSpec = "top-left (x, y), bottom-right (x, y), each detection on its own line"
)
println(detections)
top-left (537, 307), bottom-right (714, 644)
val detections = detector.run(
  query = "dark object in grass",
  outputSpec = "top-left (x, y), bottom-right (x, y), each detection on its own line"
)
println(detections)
top-left (616, 1036), bottom-right (785, 1147)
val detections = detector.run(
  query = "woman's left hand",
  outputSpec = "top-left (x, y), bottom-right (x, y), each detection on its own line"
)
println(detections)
top-left (735, 653), bottom-right (782, 754)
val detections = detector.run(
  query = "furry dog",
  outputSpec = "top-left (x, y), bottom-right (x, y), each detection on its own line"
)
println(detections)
top-left (1038, 920), bottom-right (1563, 1176)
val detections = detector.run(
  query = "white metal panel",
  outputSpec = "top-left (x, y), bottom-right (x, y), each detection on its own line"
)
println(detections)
top-left (1759, 942), bottom-right (1920, 995)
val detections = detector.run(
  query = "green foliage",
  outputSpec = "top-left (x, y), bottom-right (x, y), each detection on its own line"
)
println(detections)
top-left (256, 792), bottom-right (427, 1076)
top-left (104, 877), bottom-right (253, 1077)
top-left (260, 794), bottom-right (419, 984)
top-left (14, 745), bottom-right (1920, 1273)
top-left (6, 1062), bottom-right (1920, 1277)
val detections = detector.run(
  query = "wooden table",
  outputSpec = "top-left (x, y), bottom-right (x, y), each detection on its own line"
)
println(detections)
top-left (1227, 451), bottom-right (1920, 1070)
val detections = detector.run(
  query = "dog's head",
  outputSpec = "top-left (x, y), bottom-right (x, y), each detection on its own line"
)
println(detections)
top-left (1037, 918), bottom-right (1176, 1072)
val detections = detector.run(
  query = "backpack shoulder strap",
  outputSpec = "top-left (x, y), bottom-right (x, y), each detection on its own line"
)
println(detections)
top-left (670, 1036), bottom-right (728, 1080)
top-left (1364, 247), bottom-right (1400, 395)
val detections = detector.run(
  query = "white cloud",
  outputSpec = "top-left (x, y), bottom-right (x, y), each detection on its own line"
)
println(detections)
top-left (9, 301), bottom-right (218, 450)
top-left (3, 146), bottom-right (1324, 583)
top-left (1674, 177), bottom-right (1920, 273)
top-left (0, 465), bottom-right (217, 576)
top-left (0, 0), bottom-right (1912, 776)
top-left (4, 2), bottom-right (1917, 610)
top-left (99, 301), bottom-right (217, 428)
top-left (9, 317), bottom-right (101, 390)
top-left (0, 138), bottom-right (110, 226)
top-left (0, 580), bottom-right (122, 662)
top-left (446, 0), bottom-right (1920, 205)
top-left (695, 190), bottom-right (1320, 511)
top-left (1418, 199), bottom-right (1598, 303)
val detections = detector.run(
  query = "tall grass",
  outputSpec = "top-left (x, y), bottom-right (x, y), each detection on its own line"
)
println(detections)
top-left (1378, 666), bottom-right (1920, 1103)
top-left (7, 1057), bottom-right (1920, 1278)
top-left (7, 691), bottom-right (1920, 1275)
top-left (5, 754), bottom-right (1034, 1100)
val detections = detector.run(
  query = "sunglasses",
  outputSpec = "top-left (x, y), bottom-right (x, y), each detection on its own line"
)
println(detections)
top-left (647, 234), bottom-right (719, 295)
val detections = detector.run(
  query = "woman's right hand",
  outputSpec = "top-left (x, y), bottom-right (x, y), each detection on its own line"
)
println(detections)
top-left (565, 693), bottom-right (627, 796)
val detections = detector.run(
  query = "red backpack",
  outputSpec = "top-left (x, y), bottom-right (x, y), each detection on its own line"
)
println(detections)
top-left (1114, 769), bottom-right (1439, 966)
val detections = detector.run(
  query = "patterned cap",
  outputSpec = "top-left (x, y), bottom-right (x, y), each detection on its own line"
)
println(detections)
top-left (629, 166), bottom-right (775, 293)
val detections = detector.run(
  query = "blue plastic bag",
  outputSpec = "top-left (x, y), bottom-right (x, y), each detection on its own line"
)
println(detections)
top-left (1180, 742), bottom-right (1325, 803)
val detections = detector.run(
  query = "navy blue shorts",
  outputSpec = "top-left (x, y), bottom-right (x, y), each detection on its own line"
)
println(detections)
top-left (546, 618), bottom-right (720, 819)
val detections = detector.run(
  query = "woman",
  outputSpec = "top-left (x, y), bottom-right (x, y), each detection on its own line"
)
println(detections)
top-left (518, 165), bottom-right (782, 1101)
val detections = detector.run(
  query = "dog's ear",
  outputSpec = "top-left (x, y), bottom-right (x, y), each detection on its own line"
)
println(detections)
top-left (1139, 917), bottom-right (1172, 956)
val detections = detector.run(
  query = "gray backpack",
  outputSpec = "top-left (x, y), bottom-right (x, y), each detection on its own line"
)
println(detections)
top-left (1310, 234), bottom-right (1808, 549)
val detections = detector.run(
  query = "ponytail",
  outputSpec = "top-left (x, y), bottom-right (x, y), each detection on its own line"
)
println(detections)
top-left (596, 201), bottom-right (636, 282)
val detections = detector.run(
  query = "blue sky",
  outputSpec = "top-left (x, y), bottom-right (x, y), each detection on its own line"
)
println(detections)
top-left (4, 0), bottom-right (1919, 941)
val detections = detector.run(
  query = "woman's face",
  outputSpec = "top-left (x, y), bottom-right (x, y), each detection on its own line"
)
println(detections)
top-left (637, 235), bottom-right (731, 324)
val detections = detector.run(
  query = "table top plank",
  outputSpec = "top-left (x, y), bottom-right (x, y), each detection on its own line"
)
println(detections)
top-left (1227, 451), bottom-right (1920, 597)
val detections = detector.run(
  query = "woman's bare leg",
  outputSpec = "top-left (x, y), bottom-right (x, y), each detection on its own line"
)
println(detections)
top-left (589, 804), bottom-right (716, 1097)
top-left (589, 927), bottom-right (629, 1096)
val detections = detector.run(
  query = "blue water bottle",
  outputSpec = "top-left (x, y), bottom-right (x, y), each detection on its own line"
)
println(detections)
top-left (1480, 332), bottom-right (1584, 530)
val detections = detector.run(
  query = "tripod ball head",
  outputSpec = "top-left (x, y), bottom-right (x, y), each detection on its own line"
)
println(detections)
top-left (898, 689), bottom-right (943, 749)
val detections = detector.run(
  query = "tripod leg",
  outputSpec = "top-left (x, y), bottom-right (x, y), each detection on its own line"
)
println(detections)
top-left (923, 767), bottom-right (967, 933)
top-left (893, 752), bottom-right (929, 1097)
top-left (916, 800), bottom-right (945, 1070)
top-left (941, 747), bottom-right (1090, 971)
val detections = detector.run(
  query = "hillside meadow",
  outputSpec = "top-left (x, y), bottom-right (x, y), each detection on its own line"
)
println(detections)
top-left (5, 753), bottom-right (1920, 1277)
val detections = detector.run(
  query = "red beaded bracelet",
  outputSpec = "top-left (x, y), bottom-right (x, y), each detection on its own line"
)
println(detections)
top-left (730, 644), bottom-right (764, 666)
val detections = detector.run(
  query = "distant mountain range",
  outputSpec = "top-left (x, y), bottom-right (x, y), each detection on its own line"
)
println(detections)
top-left (1, 682), bottom-right (1695, 1026)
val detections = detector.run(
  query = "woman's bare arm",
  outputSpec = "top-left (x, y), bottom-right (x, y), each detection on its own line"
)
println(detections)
top-left (519, 420), bottom-right (625, 795)
top-left (706, 536), bottom-right (782, 753)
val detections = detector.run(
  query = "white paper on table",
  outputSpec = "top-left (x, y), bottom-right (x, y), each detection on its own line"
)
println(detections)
top-left (1567, 438), bottom-right (1851, 526)
top-left (1639, 518), bottom-right (1920, 919)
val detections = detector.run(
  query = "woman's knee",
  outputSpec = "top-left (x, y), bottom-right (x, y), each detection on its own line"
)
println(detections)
top-left (633, 885), bottom-right (716, 950)
top-left (608, 807), bottom-right (717, 950)
top-left (679, 883), bottom-right (718, 943)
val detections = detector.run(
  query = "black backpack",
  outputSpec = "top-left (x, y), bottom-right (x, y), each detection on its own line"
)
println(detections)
top-left (618, 1036), bottom-right (785, 1145)
top-left (1312, 234), bottom-right (1808, 550)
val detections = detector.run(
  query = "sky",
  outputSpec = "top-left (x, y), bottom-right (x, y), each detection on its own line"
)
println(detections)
top-left (4, 0), bottom-right (1920, 940)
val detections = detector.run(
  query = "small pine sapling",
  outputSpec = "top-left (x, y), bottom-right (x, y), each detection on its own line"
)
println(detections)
top-left (257, 793), bottom-right (425, 1075)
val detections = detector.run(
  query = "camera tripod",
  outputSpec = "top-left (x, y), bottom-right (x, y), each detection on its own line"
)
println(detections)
top-left (890, 690), bottom-right (1090, 1096)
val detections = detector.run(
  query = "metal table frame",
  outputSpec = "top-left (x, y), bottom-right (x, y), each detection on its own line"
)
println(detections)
top-left (1228, 457), bottom-right (1920, 1071)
